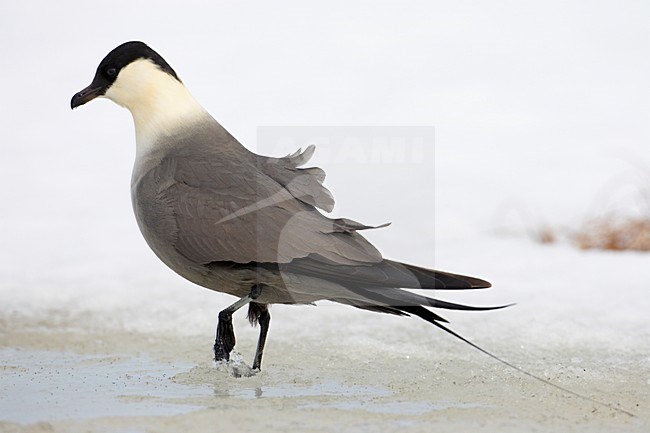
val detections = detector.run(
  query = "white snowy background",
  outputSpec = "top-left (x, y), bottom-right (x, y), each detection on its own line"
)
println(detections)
top-left (1, 1), bottom-right (649, 353)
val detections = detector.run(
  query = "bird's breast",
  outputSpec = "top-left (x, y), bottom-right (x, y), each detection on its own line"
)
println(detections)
top-left (130, 159), bottom-right (184, 268)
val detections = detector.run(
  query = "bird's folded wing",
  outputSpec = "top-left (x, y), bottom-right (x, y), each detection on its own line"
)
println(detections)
top-left (255, 144), bottom-right (335, 212)
top-left (153, 149), bottom-right (385, 265)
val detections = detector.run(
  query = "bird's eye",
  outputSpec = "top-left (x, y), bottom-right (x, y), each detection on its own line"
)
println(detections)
top-left (106, 67), bottom-right (117, 77)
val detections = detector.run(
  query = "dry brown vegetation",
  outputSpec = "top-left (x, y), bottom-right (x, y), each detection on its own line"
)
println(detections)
top-left (572, 217), bottom-right (650, 251)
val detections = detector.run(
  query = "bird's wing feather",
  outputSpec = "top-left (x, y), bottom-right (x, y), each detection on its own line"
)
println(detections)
top-left (255, 144), bottom-right (335, 212)
top-left (152, 144), bottom-right (384, 265)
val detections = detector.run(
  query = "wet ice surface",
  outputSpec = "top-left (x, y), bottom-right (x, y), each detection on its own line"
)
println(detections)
top-left (2, 347), bottom-right (482, 426)
top-left (0, 348), bottom-right (201, 423)
top-left (302, 400), bottom-right (487, 415)
top-left (1, 313), bottom-right (647, 433)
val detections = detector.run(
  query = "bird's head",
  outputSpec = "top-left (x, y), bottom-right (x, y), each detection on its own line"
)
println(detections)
top-left (71, 41), bottom-right (207, 153)
top-left (71, 41), bottom-right (181, 110)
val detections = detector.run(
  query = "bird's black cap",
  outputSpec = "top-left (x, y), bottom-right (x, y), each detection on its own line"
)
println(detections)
top-left (71, 41), bottom-right (179, 109)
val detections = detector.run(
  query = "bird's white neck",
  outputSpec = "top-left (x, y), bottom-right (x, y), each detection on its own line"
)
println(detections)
top-left (103, 58), bottom-right (209, 159)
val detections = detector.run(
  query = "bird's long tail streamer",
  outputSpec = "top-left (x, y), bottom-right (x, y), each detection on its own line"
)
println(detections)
top-left (432, 320), bottom-right (635, 417)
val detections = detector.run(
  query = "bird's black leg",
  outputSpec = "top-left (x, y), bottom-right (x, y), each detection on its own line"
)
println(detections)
top-left (248, 303), bottom-right (271, 370)
top-left (213, 284), bottom-right (263, 362)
